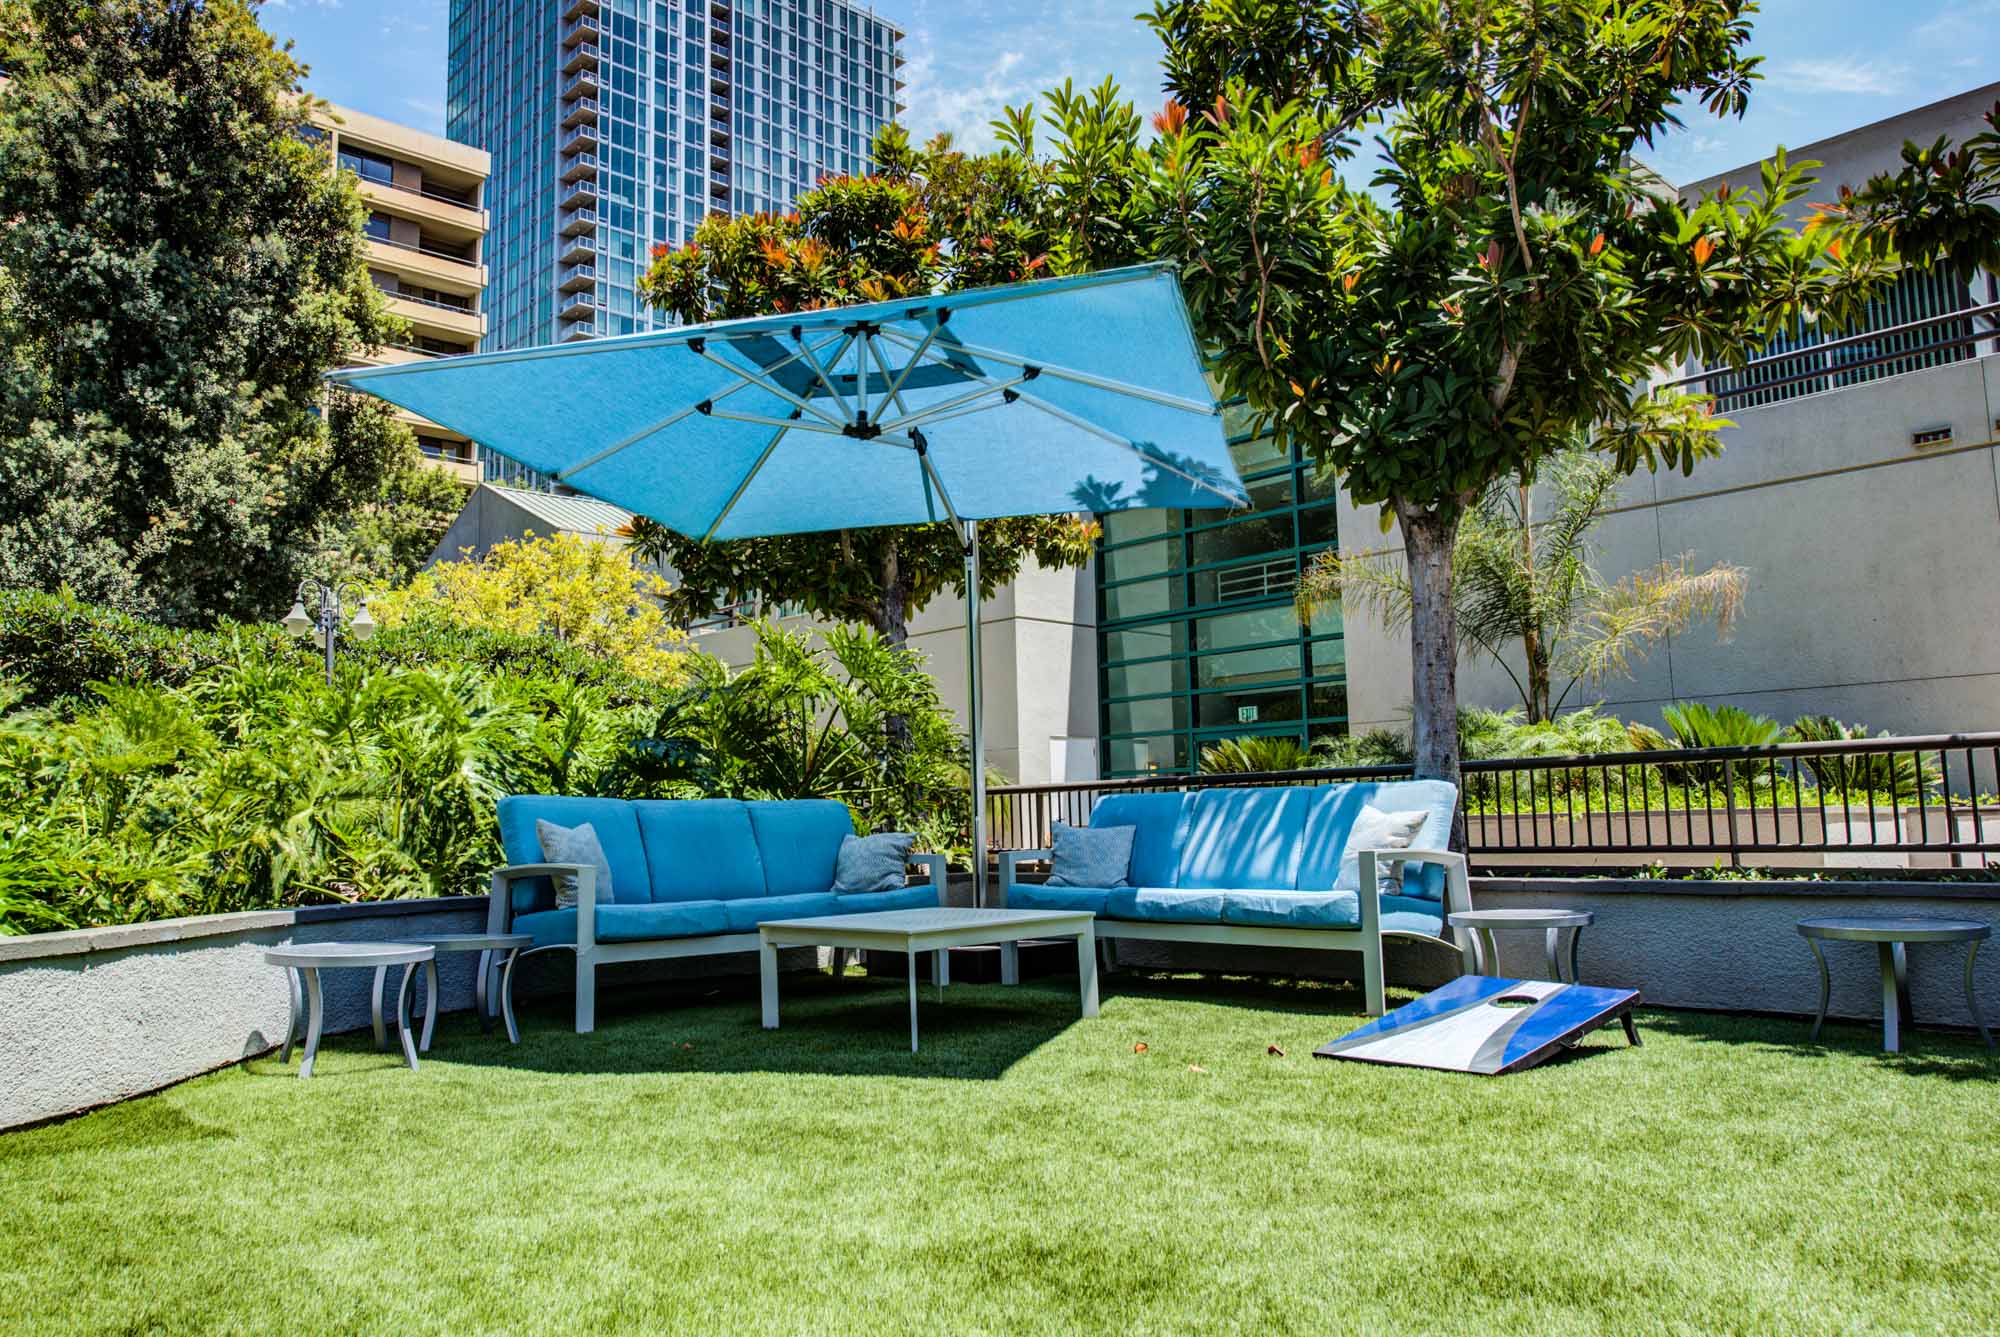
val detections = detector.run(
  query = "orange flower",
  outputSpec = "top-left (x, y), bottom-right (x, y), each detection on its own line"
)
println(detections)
top-left (1341, 271), bottom-right (1359, 292)
top-left (1295, 141), bottom-right (1320, 169)
top-left (1691, 236), bottom-right (1715, 266)
top-left (1588, 232), bottom-right (1605, 257)
top-left (1151, 99), bottom-right (1187, 135)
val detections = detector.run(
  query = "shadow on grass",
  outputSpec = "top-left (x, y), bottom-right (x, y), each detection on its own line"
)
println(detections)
top-left (1633, 1007), bottom-right (2000, 1081)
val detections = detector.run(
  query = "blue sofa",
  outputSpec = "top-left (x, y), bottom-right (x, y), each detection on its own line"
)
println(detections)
top-left (998, 783), bottom-right (1471, 1015)
top-left (485, 796), bottom-right (943, 1032)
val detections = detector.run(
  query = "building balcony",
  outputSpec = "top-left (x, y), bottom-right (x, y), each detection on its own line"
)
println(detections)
top-left (355, 177), bottom-right (485, 245)
top-left (559, 180), bottom-right (598, 212)
top-left (709, 74), bottom-right (729, 97)
top-left (363, 236), bottom-right (485, 297)
top-left (561, 71), bottom-right (599, 102)
top-left (709, 101), bottom-right (729, 121)
top-left (561, 322), bottom-right (598, 342)
top-left (709, 25), bottom-right (729, 46)
top-left (560, 125), bottom-right (599, 156)
top-left (560, 152), bottom-right (598, 184)
top-left (559, 207), bottom-right (598, 237)
top-left (708, 144), bottom-right (729, 168)
top-left (382, 290), bottom-right (484, 343)
top-left (709, 125), bottom-right (730, 148)
top-left (561, 0), bottom-right (600, 22)
top-left (560, 15), bottom-right (599, 47)
top-left (708, 172), bottom-right (730, 195)
top-left (560, 98), bottom-right (599, 130)
top-left (559, 236), bottom-right (597, 266)
top-left (562, 41), bottom-right (600, 75)
top-left (559, 292), bottom-right (598, 322)
top-left (558, 262), bottom-right (596, 294)
top-left (709, 47), bottom-right (729, 70)
top-left (709, 0), bottom-right (729, 17)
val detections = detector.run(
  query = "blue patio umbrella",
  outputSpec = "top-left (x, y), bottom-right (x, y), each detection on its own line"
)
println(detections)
top-left (328, 261), bottom-right (1247, 897)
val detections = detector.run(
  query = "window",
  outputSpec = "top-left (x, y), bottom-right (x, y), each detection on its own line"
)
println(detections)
top-left (337, 146), bottom-right (396, 185)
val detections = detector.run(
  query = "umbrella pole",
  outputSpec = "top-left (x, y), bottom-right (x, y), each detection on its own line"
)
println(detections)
top-left (962, 518), bottom-right (987, 908)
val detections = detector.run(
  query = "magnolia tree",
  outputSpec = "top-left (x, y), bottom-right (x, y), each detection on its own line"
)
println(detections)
top-left (1089, 0), bottom-right (1933, 797)
top-left (630, 125), bottom-right (1098, 648)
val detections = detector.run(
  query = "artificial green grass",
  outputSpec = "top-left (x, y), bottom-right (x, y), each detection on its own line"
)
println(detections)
top-left (4, 968), bottom-right (1998, 1335)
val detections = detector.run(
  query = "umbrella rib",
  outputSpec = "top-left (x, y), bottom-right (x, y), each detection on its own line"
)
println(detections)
top-left (1010, 389), bottom-right (1248, 507)
top-left (705, 406), bottom-right (853, 436)
top-left (874, 321), bottom-right (944, 418)
top-left (793, 333), bottom-right (856, 419)
top-left (695, 345), bottom-right (848, 430)
top-left (877, 327), bottom-right (1217, 416)
top-left (876, 373), bottom-right (1033, 434)
top-left (554, 336), bottom-right (835, 481)
top-left (914, 438), bottom-right (964, 530)
top-left (702, 421), bottom-right (794, 542)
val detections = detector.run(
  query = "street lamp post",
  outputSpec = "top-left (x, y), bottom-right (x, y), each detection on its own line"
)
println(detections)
top-left (282, 578), bottom-right (377, 684)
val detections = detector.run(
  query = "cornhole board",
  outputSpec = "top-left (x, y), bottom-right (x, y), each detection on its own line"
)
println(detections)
top-left (1314, 975), bottom-right (1642, 1075)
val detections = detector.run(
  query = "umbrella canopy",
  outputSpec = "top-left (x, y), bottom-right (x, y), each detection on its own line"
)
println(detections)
top-left (327, 262), bottom-right (1247, 533)
top-left (328, 262), bottom-right (1248, 897)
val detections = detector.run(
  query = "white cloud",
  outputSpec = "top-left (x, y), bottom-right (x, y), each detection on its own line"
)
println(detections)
top-left (1761, 57), bottom-right (1909, 97)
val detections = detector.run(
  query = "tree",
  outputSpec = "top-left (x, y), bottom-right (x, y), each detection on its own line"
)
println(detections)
top-left (1299, 445), bottom-right (1746, 722)
top-left (0, 0), bottom-right (407, 623)
top-left (629, 125), bottom-right (1096, 648)
top-left (321, 459), bottom-right (469, 590)
top-left (1077, 0), bottom-right (1937, 803)
top-left (369, 532), bottom-right (694, 689)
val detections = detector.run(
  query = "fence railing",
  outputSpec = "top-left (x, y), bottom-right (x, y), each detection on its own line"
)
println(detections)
top-left (986, 733), bottom-right (2000, 869)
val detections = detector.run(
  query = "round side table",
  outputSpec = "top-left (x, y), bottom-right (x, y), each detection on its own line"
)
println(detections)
top-left (371, 932), bottom-right (533, 1051)
top-left (1447, 908), bottom-right (1595, 983)
top-left (1796, 917), bottom-right (1992, 1053)
top-left (265, 943), bottom-right (434, 1078)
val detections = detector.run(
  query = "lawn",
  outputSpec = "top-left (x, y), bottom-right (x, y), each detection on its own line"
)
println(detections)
top-left (3, 967), bottom-right (1997, 1335)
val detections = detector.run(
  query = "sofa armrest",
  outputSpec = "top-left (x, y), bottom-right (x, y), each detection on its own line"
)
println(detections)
top-left (908, 852), bottom-right (948, 900)
top-left (1393, 848), bottom-right (1473, 917)
top-left (997, 848), bottom-right (1052, 890)
top-left (489, 862), bottom-right (597, 947)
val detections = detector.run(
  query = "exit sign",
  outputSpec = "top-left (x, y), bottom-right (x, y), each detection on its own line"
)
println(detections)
top-left (1237, 705), bottom-right (1259, 723)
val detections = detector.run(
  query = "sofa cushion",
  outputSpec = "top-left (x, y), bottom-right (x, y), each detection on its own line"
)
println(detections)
top-left (1295, 785), bottom-right (1372, 891)
top-left (632, 799), bottom-right (767, 901)
top-left (1006, 884), bottom-right (1116, 915)
top-left (1367, 780), bottom-right (1459, 899)
top-left (1047, 821), bottom-right (1134, 888)
top-left (498, 796), bottom-right (648, 916)
top-left (1104, 887), bottom-right (1227, 924)
top-left (1090, 792), bottom-right (1189, 888)
top-left (1334, 806), bottom-right (1429, 895)
top-left (1219, 889), bottom-right (1362, 929)
top-left (833, 832), bottom-right (915, 893)
top-left (723, 892), bottom-right (841, 932)
top-left (1380, 893), bottom-right (1446, 938)
top-left (536, 819), bottom-right (617, 907)
top-left (746, 800), bottom-right (854, 896)
top-left (1175, 788), bottom-right (1314, 890)
top-left (823, 884), bottom-right (938, 916)
top-left (513, 899), bottom-right (731, 947)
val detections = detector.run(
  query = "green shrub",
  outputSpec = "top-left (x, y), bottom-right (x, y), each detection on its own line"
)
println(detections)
top-left (1199, 736), bottom-right (1317, 774)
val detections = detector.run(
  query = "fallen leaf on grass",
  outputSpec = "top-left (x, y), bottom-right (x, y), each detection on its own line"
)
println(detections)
top-left (1187, 1064), bottom-right (1209, 1074)
top-left (1267, 1044), bottom-right (1287, 1057)
top-left (1133, 1042), bottom-right (1149, 1054)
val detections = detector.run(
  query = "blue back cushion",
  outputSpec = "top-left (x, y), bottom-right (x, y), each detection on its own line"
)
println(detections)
top-left (1174, 788), bottom-right (1314, 890)
top-left (745, 800), bottom-right (856, 897)
top-left (1090, 792), bottom-right (1189, 888)
top-left (1295, 781), bottom-right (1459, 898)
top-left (496, 796), bottom-right (648, 914)
top-left (632, 799), bottom-right (768, 901)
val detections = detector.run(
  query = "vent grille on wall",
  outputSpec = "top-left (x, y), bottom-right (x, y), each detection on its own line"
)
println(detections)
top-left (1912, 425), bottom-right (1953, 448)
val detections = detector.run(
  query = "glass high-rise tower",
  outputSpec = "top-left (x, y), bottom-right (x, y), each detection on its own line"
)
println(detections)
top-left (447, 0), bottom-right (904, 356)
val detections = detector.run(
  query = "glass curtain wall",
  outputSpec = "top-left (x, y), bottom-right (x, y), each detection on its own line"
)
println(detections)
top-left (1096, 403), bottom-right (1347, 777)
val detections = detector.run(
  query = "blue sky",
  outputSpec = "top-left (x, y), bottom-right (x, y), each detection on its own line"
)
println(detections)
top-left (263, 0), bottom-right (2000, 187)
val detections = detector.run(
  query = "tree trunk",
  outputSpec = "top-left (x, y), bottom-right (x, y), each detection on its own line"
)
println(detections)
top-left (1517, 479), bottom-right (1550, 724)
top-left (1397, 497), bottom-right (1466, 846)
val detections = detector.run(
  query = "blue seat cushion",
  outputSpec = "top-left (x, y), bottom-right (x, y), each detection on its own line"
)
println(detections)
top-left (746, 800), bottom-right (853, 896)
top-left (513, 899), bottom-right (731, 947)
top-left (1175, 788), bottom-right (1314, 890)
top-left (1089, 792), bottom-right (1189, 888)
top-left (1219, 889), bottom-right (1362, 929)
top-left (722, 892), bottom-right (841, 932)
top-left (632, 799), bottom-right (767, 901)
top-left (497, 796), bottom-right (648, 915)
top-left (1006, 884), bottom-right (1115, 915)
top-left (1104, 887), bottom-right (1226, 924)
top-left (1380, 893), bottom-right (1445, 938)
top-left (824, 885), bottom-right (938, 916)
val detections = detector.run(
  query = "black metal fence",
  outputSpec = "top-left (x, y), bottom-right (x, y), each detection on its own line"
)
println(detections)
top-left (986, 733), bottom-right (2000, 869)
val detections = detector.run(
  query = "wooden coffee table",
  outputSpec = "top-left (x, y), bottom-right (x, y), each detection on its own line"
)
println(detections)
top-left (758, 907), bottom-right (1099, 1052)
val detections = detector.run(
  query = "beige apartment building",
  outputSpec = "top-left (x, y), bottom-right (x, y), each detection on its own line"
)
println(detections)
top-left (308, 102), bottom-right (490, 484)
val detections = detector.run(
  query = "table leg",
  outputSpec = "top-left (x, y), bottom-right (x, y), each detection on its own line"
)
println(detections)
top-left (418, 959), bottom-right (439, 1054)
top-left (280, 966), bottom-right (303, 1065)
top-left (1077, 927), bottom-right (1100, 1019)
top-left (1878, 941), bottom-right (1902, 1053)
top-left (759, 938), bottom-right (780, 1030)
top-left (1892, 941), bottom-right (1913, 1030)
top-left (499, 948), bottom-right (522, 1045)
top-left (1543, 927), bottom-right (1562, 983)
top-left (300, 967), bottom-right (326, 1079)
top-left (1964, 939), bottom-right (1993, 1050)
top-left (1567, 927), bottom-right (1584, 986)
top-left (907, 951), bottom-right (920, 1054)
top-left (1479, 928), bottom-right (1500, 979)
top-left (475, 948), bottom-right (493, 1034)
top-left (1621, 1011), bottom-right (1643, 1047)
top-left (1806, 936), bottom-right (1830, 1041)
top-left (935, 949), bottom-right (950, 989)
top-left (1464, 926), bottom-right (1487, 976)
top-left (999, 941), bottom-right (1020, 987)
top-left (370, 965), bottom-right (388, 1052)
top-left (395, 964), bottom-right (421, 1071)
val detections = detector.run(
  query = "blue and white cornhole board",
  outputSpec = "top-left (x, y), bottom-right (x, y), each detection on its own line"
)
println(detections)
top-left (1314, 976), bottom-right (1642, 1075)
